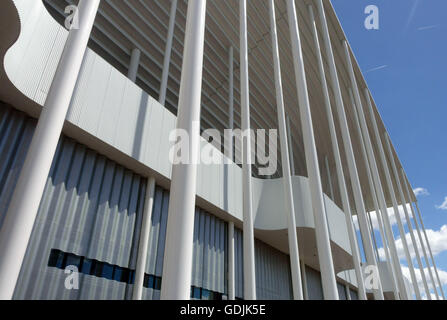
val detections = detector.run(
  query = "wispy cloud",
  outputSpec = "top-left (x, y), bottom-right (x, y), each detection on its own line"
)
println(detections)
top-left (366, 65), bottom-right (388, 73)
top-left (436, 197), bottom-right (447, 210)
top-left (417, 25), bottom-right (438, 31)
top-left (414, 188), bottom-right (430, 196)
top-left (405, 0), bottom-right (420, 32)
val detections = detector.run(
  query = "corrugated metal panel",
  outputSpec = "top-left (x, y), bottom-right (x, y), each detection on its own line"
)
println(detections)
top-left (255, 240), bottom-right (293, 300)
top-left (337, 282), bottom-right (347, 300)
top-left (0, 104), bottom-right (146, 299)
top-left (306, 267), bottom-right (324, 300)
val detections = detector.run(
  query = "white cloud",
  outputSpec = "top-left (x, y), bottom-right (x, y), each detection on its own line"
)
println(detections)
top-left (436, 197), bottom-right (447, 210)
top-left (413, 188), bottom-right (429, 196)
top-left (378, 225), bottom-right (447, 262)
top-left (400, 264), bottom-right (447, 299)
top-left (352, 204), bottom-right (414, 232)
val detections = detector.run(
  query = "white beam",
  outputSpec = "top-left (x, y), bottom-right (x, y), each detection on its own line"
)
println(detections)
top-left (159, 0), bottom-right (178, 106)
top-left (240, 0), bottom-right (256, 300)
top-left (132, 177), bottom-right (156, 300)
top-left (0, 0), bottom-right (100, 300)
top-left (160, 0), bottom-right (207, 300)
top-left (269, 0), bottom-right (303, 300)
top-left (128, 48), bottom-right (141, 82)
top-left (287, 0), bottom-right (338, 300)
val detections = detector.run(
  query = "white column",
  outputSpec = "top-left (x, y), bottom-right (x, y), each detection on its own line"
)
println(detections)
top-left (401, 170), bottom-right (439, 300)
top-left (227, 45), bottom-right (236, 301)
top-left (353, 80), bottom-right (418, 300)
top-left (286, 116), bottom-right (295, 176)
top-left (132, 177), bottom-right (156, 300)
top-left (384, 132), bottom-right (431, 299)
top-left (240, 0), bottom-right (256, 300)
top-left (128, 48), bottom-right (141, 82)
top-left (348, 88), bottom-right (399, 299)
top-left (269, 0), bottom-right (303, 300)
top-left (228, 221), bottom-right (235, 300)
top-left (345, 284), bottom-right (352, 300)
top-left (159, 0), bottom-right (178, 106)
top-left (0, 0), bottom-right (100, 300)
top-left (300, 261), bottom-right (309, 300)
top-left (415, 202), bottom-right (446, 299)
top-left (308, 3), bottom-right (366, 300)
top-left (160, 0), bottom-right (207, 300)
top-left (287, 0), bottom-right (338, 300)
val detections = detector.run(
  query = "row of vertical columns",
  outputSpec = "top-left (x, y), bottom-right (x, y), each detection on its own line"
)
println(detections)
top-left (383, 131), bottom-right (431, 298)
top-left (415, 202), bottom-right (446, 299)
top-left (0, 0), bottom-right (101, 300)
top-left (286, 0), bottom-right (338, 300)
top-left (268, 0), bottom-right (303, 300)
top-left (307, 4), bottom-right (366, 300)
top-left (315, 0), bottom-right (382, 300)
top-left (401, 171), bottom-right (439, 299)
top-left (239, 0), bottom-right (257, 300)
top-left (347, 88), bottom-right (399, 299)
top-left (351, 76), bottom-right (418, 299)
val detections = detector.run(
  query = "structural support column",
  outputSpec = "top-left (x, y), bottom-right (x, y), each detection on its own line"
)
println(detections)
top-left (0, 0), bottom-right (100, 300)
top-left (286, 116), bottom-right (295, 175)
top-left (384, 132), bottom-right (431, 299)
top-left (132, 177), bottom-right (156, 300)
top-left (269, 0), bottom-right (303, 300)
top-left (348, 88), bottom-right (398, 299)
top-left (128, 48), bottom-right (141, 82)
top-left (287, 0), bottom-right (338, 300)
top-left (240, 0), bottom-right (256, 300)
top-left (227, 45), bottom-right (236, 301)
top-left (414, 202), bottom-right (446, 299)
top-left (300, 261), bottom-right (309, 300)
top-left (401, 170), bottom-right (439, 300)
top-left (159, 0), bottom-right (178, 106)
top-left (308, 4), bottom-right (366, 300)
top-left (160, 0), bottom-right (207, 300)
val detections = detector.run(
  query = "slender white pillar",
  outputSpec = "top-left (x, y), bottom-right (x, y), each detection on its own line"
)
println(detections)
top-left (0, 0), bottom-right (100, 300)
top-left (308, 4), bottom-right (366, 300)
top-left (159, 0), bottom-right (178, 106)
top-left (287, 0), bottom-right (338, 300)
top-left (269, 0), bottom-right (303, 300)
top-left (300, 261), bottom-right (309, 300)
top-left (228, 221), bottom-right (235, 300)
top-left (348, 88), bottom-right (399, 299)
top-left (414, 202), bottom-right (446, 299)
top-left (352, 79), bottom-right (418, 300)
top-left (286, 116), bottom-right (295, 176)
top-left (401, 170), bottom-right (439, 300)
top-left (324, 156), bottom-right (334, 200)
top-left (128, 48), bottom-right (141, 82)
top-left (132, 177), bottom-right (156, 300)
top-left (240, 0), bottom-right (256, 300)
top-left (160, 0), bottom-right (207, 300)
top-left (227, 45), bottom-right (236, 301)
top-left (383, 132), bottom-right (431, 299)
top-left (345, 284), bottom-right (352, 300)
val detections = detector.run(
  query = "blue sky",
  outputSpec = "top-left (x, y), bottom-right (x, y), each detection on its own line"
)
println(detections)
top-left (331, 0), bottom-right (447, 299)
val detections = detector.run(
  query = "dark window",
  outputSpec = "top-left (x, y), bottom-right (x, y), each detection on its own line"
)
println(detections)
top-left (48, 249), bottom-right (64, 268)
top-left (66, 254), bottom-right (81, 269)
top-left (192, 287), bottom-right (201, 299)
top-left (81, 258), bottom-right (92, 274)
top-left (102, 263), bottom-right (114, 280)
top-left (114, 267), bottom-right (123, 282)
